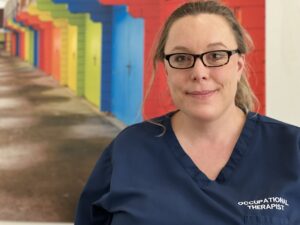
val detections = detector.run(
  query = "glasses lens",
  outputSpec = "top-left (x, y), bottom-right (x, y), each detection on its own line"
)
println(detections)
top-left (169, 54), bottom-right (194, 68)
top-left (204, 51), bottom-right (229, 67)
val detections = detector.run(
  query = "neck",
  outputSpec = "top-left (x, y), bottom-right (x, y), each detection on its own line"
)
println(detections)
top-left (171, 106), bottom-right (246, 145)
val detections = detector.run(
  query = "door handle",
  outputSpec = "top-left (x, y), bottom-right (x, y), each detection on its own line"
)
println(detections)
top-left (93, 56), bottom-right (97, 66)
top-left (126, 64), bottom-right (131, 75)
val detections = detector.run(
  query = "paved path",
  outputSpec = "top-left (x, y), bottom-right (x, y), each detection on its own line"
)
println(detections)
top-left (0, 52), bottom-right (122, 223)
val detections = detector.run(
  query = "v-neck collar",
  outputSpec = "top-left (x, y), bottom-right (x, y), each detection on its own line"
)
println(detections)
top-left (163, 111), bottom-right (258, 188)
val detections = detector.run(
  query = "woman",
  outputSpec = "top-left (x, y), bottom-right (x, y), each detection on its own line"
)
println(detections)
top-left (75, 1), bottom-right (300, 224)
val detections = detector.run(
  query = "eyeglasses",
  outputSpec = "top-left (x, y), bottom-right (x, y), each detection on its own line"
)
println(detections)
top-left (164, 49), bottom-right (240, 69)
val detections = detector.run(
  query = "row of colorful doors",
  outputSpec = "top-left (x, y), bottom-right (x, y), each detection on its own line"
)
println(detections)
top-left (5, 2), bottom-right (144, 125)
top-left (4, 0), bottom-right (265, 125)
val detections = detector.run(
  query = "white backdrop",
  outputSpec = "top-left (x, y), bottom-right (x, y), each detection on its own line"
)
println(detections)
top-left (266, 0), bottom-right (300, 126)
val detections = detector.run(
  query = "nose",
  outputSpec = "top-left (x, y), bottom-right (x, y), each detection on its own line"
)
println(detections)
top-left (190, 57), bottom-right (210, 81)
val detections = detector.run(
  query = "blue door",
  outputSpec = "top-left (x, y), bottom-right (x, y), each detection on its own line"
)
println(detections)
top-left (15, 32), bottom-right (19, 57)
top-left (33, 29), bottom-right (39, 67)
top-left (111, 6), bottom-right (144, 125)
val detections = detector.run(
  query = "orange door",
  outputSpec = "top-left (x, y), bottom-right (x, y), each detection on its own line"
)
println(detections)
top-left (52, 26), bottom-right (61, 80)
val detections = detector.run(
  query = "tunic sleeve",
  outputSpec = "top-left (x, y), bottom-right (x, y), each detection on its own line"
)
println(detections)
top-left (74, 143), bottom-right (113, 225)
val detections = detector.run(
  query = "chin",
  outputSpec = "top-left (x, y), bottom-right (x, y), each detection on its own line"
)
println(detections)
top-left (181, 106), bottom-right (223, 122)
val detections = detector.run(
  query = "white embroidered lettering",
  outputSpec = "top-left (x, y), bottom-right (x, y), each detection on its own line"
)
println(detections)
top-left (237, 196), bottom-right (289, 211)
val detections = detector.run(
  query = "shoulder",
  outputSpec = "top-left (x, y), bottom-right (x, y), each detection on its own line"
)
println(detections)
top-left (248, 112), bottom-right (300, 139)
top-left (249, 112), bottom-right (300, 129)
top-left (105, 113), bottom-right (173, 163)
top-left (110, 112), bottom-right (172, 150)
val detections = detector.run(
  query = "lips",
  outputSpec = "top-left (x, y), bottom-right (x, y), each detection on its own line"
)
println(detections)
top-left (186, 89), bottom-right (218, 96)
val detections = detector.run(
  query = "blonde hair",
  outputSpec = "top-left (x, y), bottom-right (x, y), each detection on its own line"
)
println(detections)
top-left (152, 0), bottom-right (258, 114)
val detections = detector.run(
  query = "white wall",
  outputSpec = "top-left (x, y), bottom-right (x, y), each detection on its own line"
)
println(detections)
top-left (4, 0), bottom-right (18, 20)
top-left (266, 0), bottom-right (300, 126)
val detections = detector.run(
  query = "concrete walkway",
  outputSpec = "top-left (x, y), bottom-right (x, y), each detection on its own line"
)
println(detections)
top-left (0, 52), bottom-right (122, 223)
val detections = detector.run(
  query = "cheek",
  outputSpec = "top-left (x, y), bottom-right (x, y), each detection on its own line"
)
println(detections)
top-left (166, 69), bottom-right (182, 91)
top-left (166, 74), bottom-right (186, 104)
top-left (215, 69), bottom-right (240, 94)
top-left (166, 75), bottom-right (177, 95)
top-left (224, 74), bottom-right (240, 97)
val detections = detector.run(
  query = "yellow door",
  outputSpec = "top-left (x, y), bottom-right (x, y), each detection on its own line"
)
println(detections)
top-left (57, 20), bottom-right (69, 86)
top-left (68, 25), bottom-right (77, 91)
top-left (84, 18), bottom-right (101, 107)
top-left (5, 32), bottom-right (11, 53)
top-left (24, 28), bottom-right (30, 62)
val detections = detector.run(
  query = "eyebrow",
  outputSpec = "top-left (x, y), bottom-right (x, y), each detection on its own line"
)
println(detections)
top-left (169, 42), bottom-right (229, 52)
top-left (169, 46), bottom-right (191, 52)
top-left (207, 42), bottom-right (228, 48)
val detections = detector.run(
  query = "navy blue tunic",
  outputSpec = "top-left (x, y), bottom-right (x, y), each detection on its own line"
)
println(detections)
top-left (75, 112), bottom-right (300, 225)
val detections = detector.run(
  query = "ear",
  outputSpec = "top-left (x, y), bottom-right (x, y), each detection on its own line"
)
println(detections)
top-left (236, 54), bottom-right (245, 81)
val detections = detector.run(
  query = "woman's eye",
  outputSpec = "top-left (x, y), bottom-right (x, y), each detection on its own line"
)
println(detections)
top-left (173, 54), bottom-right (192, 62)
top-left (207, 52), bottom-right (226, 61)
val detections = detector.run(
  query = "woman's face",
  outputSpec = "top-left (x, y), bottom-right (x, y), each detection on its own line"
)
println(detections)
top-left (164, 14), bottom-right (245, 122)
